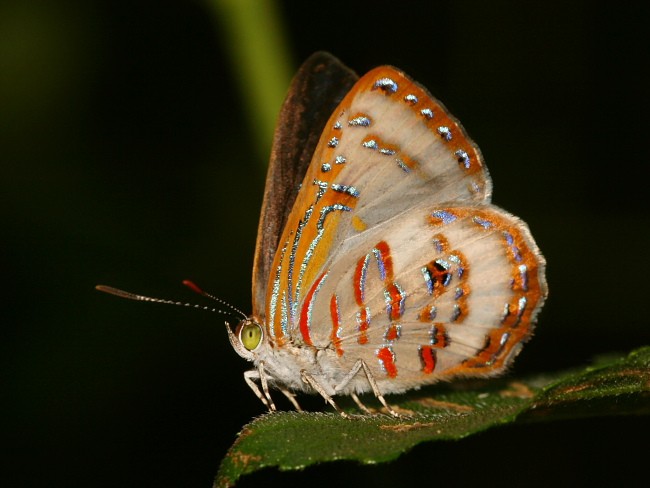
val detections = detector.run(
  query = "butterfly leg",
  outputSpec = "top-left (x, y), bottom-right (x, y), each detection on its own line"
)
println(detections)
top-left (300, 370), bottom-right (349, 418)
top-left (350, 392), bottom-right (372, 415)
top-left (243, 363), bottom-right (277, 412)
top-left (279, 388), bottom-right (303, 412)
top-left (334, 360), bottom-right (399, 417)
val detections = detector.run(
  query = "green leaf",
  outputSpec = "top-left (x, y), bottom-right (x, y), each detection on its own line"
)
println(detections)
top-left (215, 347), bottom-right (650, 487)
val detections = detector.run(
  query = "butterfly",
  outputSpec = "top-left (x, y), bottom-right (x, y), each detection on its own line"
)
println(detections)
top-left (225, 52), bottom-right (548, 417)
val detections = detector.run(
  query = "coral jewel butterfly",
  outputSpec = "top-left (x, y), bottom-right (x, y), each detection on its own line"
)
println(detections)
top-left (228, 52), bottom-right (547, 417)
top-left (99, 52), bottom-right (548, 418)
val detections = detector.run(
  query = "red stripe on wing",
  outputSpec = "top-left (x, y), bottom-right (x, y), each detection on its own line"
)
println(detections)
top-left (377, 346), bottom-right (398, 378)
top-left (329, 294), bottom-right (344, 356)
top-left (299, 271), bottom-right (328, 346)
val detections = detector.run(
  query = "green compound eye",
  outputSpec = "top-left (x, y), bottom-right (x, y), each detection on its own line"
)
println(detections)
top-left (239, 322), bottom-right (263, 351)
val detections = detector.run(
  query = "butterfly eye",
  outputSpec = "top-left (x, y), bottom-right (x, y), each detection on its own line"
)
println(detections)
top-left (239, 321), bottom-right (263, 351)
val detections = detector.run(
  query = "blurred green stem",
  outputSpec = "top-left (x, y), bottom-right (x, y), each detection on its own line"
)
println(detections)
top-left (207, 0), bottom-right (292, 168)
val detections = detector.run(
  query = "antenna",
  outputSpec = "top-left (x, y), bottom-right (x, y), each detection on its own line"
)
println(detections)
top-left (182, 280), bottom-right (247, 319)
top-left (95, 283), bottom-right (245, 320)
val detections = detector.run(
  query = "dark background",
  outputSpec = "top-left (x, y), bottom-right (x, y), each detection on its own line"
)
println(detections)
top-left (3, 1), bottom-right (649, 487)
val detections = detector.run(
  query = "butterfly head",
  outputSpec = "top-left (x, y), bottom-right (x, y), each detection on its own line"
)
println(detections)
top-left (225, 318), bottom-right (267, 361)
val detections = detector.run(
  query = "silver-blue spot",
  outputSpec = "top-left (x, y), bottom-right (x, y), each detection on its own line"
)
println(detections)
top-left (280, 290), bottom-right (289, 336)
top-left (374, 77), bottom-right (398, 93)
top-left (513, 297), bottom-right (527, 327)
top-left (511, 244), bottom-right (523, 262)
top-left (348, 116), bottom-right (371, 127)
top-left (321, 163), bottom-right (331, 172)
top-left (362, 139), bottom-right (378, 150)
top-left (333, 121), bottom-right (342, 130)
top-left (328, 137), bottom-right (339, 148)
top-left (519, 264), bottom-right (529, 291)
top-left (421, 108), bottom-right (434, 119)
top-left (335, 155), bottom-right (346, 164)
top-left (357, 256), bottom-right (369, 303)
top-left (312, 180), bottom-right (328, 200)
top-left (501, 303), bottom-right (510, 323)
top-left (372, 247), bottom-right (387, 281)
top-left (473, 216), bottom-right (493, 229)
top-left (455, 149), bottom-right (470, 169)
top-left (396, 159), bottom-right (410, 173)
top-left (384, 290), bottom-right (393, 319)
top-left (421, 267), bottom-right (433, 295)
top-left (430, 324), bottom-right (440, 344)
top-left (432, 210), bottom-right (457, 224)
top-left (437, 126), bottom-right (452, 141)
top-left (379, 148), bottom-right (396, 156)
top-left (428, 306), bottom-right (437, 321)
top-left (448, 255), bottom-right (464, 279)
top-left (450, 304), bottom-right (461, 322)
top-left (432, 238), bottom-right (443, 253)
top-left (331, 184), bottom-right (359, 198)
top-left (518, 296), bottom-right (527, 315)
top-left (404, 94), bottom-right (418, 104)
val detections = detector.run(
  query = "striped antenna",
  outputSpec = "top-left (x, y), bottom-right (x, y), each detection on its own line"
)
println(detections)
top-left (95, 283), bottom-right (244, 320)
top-left (182, 280), bottom-right (247, 319)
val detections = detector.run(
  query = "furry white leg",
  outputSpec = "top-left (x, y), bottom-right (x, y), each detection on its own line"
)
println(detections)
top-left (334, 359), bottom-right (399, 417)
top-left (243, 363), bottom-right (276, 412)
top-left (279, 387), bottom-right (302, 411)
top-left (350, 392), bottom-right (372, 414)
top-left (300, 370), bottom-right (349, 418)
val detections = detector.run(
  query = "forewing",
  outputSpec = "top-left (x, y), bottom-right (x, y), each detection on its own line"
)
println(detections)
top-left (265, 67), bottom-right (494, 343)
top-left (252, 52), bottom-right (358, 319)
